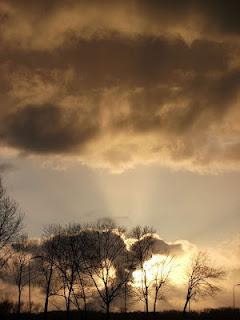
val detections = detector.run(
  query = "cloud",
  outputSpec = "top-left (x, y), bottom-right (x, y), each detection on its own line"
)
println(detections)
top-left (0, 104), bottom-right (99, 154)
top-left (0, 1), bottom-right (240, 172)
top-left (1, 1), bottom-right (240, 50)
top-left (130, 235), bottom-right (183, 259)
top-left (0, 162), bottom-right (15, 173)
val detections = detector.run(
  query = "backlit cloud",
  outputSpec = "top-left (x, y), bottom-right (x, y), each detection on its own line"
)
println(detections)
top-left (0, 1), bottom-right (240, 172)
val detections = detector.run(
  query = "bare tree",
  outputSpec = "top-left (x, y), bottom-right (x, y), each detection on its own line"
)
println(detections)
top-left (130, 226), bottom-right (155, 318)
top-left (38, 225), bottom-right (63, 320)
top-left (151, 254), bottom-right (174, 313)
top-left (57, 227), bottom-right (83, 317)
top-left (118, 251), bottom-right (137, 314)
top-left (39, 224), bottom-right (93, 319)
top-left (80, 219), bottom-right (132, 319)
top-left (41, 225), bottom-right (76, 320)
top-left (183, 251), bottom-right (225, 314)
top-left (41, 224), bottom-right (92, 319)
top-left (38, 254), bottom-right (55, 319)
top-left (11, 235), bottom-right (29, 314)
top-left (119, 279), bottom-right (136, 313)
top-left (0, 178), bottom-right (23, 268)
top-left (67, 224), bottom-right (92, 316)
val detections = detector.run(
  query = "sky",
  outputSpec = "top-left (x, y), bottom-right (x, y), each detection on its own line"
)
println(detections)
top-left (0, 0), bottom-right (240, 295)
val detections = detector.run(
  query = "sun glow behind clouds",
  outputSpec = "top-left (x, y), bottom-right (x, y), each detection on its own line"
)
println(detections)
top-left (133, 253), bottom-right (191, 288)
top-left (92, 258), bottom-right (116, 290)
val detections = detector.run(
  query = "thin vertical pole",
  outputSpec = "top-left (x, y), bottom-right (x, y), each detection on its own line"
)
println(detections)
top-left (29, 260), bottom-right (32, 313)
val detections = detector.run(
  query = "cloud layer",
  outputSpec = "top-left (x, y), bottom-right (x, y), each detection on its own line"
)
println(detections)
top-left (0, 1), bottom-right (240, 172)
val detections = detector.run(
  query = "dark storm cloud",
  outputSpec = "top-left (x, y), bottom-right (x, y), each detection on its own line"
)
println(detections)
top-left (0, 36), bottom-right (229, 90)
top-left (194, 0), bottom-right (240, 35)
top-left (0, 162), bottom-right (15, 173)
top-left (135, 0), bottom-right (240, 37)
top-left (2, 0), bottom-right (240, 46)
top-left (0, 0), bottom-right (240, 171)
top-left (111, 69), bottom-right (240, 135)
top-left (151, 237), bottom-right (183, 256)
top-left (0, 104), bottom-right (99, 154)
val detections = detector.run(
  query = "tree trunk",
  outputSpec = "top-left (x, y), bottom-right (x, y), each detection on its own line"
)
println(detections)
top-left (18, 288), bottom-right (22, 314)
top-left (44, 293), bottom-right (49, 320)
top-left (145, 292), bottom-right (149, 319)
top-left (106, 302), bottom-right (110, 320)
top-left (17, 265), bottom-right (23, 314)
top-left (153, 289), bottom-right (157, 313)
top-left (66, 279), bottom-right (74, 320)
top-left (66, 301), bottom-right (70, 320)
top-left (124, 283), bottom-right (127, 313)
top-left (44, 264), bottom-right (53, 320)
top-left (183, 296), bottom-right (190, 315)
top-left (83, 291), bottom-right (87, 319)
top-left (28, 262), bottom-right (32, 313)
top-left (72, 288), bottom-right (81, 311)
top-left (143, 270), bottom-right (149, 319)
top-left (78, 270), bottom-right (87, 317)
top-left (66, 291), bottom-right (71, 320)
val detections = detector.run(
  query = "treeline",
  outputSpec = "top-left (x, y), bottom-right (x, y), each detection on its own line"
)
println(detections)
top-left (0, 178), bottom-right (226, 320)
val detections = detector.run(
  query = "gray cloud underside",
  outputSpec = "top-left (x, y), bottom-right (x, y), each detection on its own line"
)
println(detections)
top-left (0, 162), bottom-right (15, 173)
top-left (0, 1), bottom-right (240, 171)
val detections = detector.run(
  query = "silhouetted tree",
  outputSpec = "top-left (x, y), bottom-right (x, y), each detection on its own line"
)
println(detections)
top-left (38, 225), bottom-right (63, 320)
top-left (57, 225), bottom-right (84, 316)
top-left (183, 251), bottom-right (225, 315)
top-left (67, 224), bottom-right (92, 316)
top-left (119, 279), bottom-right (136, 313)
top-left (43, 225), bottom-right (76, 320)
top-left (0, 178), bottom-right (23, 269)
top-left (42, 224), bottom-right (93, 319)
top-left (11, 235), bottom-right (29, 314)
top-left (130, 226), bottom-right (155, 318)
top-left (152, 254), bottom-right (174, 313)
top-left (80, 219), bottom-right (131, 319)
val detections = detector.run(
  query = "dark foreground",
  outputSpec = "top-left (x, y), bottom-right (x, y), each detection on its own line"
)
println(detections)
top-left (1, 309), bottom-right (240, 320)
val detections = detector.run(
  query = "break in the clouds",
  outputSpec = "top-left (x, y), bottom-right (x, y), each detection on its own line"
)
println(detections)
top-left (0, 1), bottom-right (240, 172)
